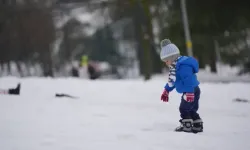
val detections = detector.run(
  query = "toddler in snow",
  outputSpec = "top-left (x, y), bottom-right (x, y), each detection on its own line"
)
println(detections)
top-left (160, 39), bottom-right (203, 133)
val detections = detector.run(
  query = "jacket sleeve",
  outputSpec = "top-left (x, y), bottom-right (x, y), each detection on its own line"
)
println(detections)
top-left (178, 65), bottom-right (195, 93)
top-left (164, 83), bottom-right (175, 92)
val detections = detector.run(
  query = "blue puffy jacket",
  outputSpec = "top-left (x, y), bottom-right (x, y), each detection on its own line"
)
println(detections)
top-left (164, 56), bottom-right (200, 93)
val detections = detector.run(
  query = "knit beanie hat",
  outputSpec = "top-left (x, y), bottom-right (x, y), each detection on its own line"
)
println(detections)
top-left (160, 39), bottom-right (180, 62)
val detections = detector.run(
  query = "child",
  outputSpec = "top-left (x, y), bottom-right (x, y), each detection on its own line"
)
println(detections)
top-left (159, 39), bottom-right (203, 133)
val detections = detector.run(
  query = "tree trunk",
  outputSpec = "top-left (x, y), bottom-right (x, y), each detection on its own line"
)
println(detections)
top-left (7, 61), bottom-right (11, 75)
top-left (144, 4), bottom-right (162, 74)
top-left (140, 0), bottom-right (153, 80)
top-left (151, 41), bottom-right (162, 73)
top-left (210, 49), bottom-right (217, 73)
top-left (41, 48), bottom-right (53, 77)
top-left (16, 61), bottom-right (24, 77)
top-left (196, 52), bottom-right (205, 69)
top-left (130, 0), bottom-right (144, 75)
top-left (209, 36), bottom-right (217, 73)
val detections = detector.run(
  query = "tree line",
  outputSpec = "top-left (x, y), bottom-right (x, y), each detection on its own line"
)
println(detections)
top-left (0, 0), bottom-right (249, 78)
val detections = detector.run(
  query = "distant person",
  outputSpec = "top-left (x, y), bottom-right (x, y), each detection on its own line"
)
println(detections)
top-left (159, 39), bottom-right (203, 133)
top-left (87, 61), bottom-right (100, 80)
top-left (0, 83), bottom-right (21, 95)
top-left (71, 66), bottom-right (79, 77)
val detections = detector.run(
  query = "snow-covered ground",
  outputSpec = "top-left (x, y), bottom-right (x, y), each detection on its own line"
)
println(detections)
top-left (1, 77), bottom-right (250, 150)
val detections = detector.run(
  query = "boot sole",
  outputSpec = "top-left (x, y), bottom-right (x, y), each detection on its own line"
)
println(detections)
top-left (174, 129), bottom-right (203, 134)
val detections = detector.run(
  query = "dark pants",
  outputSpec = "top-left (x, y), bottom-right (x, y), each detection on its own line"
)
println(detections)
top-left (179, 86), bottom-right (201, 120)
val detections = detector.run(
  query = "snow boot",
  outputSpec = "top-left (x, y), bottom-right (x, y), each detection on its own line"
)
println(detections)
top-left (192, 119), bottom-right (203, 133)
top-left (8, 83), bottom-right (21, 95)
top-left (175, 119), bottom-right (193, 132)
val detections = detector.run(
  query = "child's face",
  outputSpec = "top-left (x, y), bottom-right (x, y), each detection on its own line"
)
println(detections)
top-left (165, 60), bottom-right (172, 66)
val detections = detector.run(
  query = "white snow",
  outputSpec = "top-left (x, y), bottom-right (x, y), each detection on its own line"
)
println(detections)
top-left (1, 77), bottom-right (250, 150)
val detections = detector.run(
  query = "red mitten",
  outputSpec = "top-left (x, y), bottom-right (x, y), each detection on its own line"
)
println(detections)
top-left (185, 93), bottom-right (195, 102)
top-left (161, 89), bottom-right (169, 102)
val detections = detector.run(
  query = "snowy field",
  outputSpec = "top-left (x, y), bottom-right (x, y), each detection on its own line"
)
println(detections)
top-left (0, 77), bottom-right (250, 150)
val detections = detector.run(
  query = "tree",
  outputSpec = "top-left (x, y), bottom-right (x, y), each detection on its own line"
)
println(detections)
top-left (0, 0), bottom-right (56, 76)
top-left (216, 30), bottom-right (250, 74)
top-left (163, 0), bottom-right (250, 73)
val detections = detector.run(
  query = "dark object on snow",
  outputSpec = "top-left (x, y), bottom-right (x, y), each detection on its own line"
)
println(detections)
top-left (8, 83), bottom-right (21, 95)
top-left (55, 93), bottom-right (78, 99)
top-left (233, 98), bottom-right (250, 103)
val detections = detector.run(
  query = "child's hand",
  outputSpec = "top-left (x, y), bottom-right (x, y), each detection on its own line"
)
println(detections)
top-left (161, 89), bottom-right (169, 102)
top-left (184, 93), bottom-right (195, 102)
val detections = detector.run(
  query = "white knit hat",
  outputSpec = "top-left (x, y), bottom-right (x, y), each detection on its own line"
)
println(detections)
top-left (160, 39), bottom-right (180, 61)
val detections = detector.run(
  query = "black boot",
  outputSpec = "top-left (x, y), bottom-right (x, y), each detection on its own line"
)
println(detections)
top-left (8, 83), bottom-right (21, 95)
top-left (192, 119), bottom-right (203, 133)
top-left (175, 119), bottom-right (193, 132)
